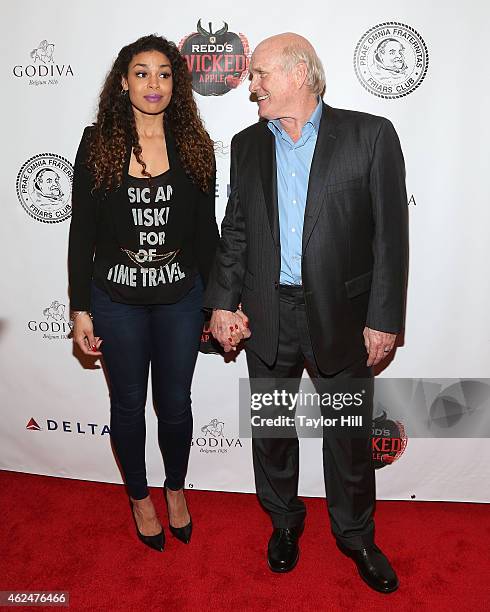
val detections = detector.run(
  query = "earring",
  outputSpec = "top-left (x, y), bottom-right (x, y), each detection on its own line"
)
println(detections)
top-left (120, 89), bottom-right (128, 96)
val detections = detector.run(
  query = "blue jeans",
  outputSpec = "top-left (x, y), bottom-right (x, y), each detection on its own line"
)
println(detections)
top-left (91, 276), bottom-right (204, 499)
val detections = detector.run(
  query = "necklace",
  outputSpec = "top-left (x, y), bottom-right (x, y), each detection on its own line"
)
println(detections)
top-left (121, 248), bottom-right (180, 269)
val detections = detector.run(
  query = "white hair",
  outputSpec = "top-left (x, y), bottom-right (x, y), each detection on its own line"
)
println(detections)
top-left (281, 43), bottom-right (326, 96)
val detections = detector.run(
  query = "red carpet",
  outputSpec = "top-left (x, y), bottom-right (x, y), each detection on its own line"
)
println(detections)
top-left (1, 470), bottom-right (488, 611)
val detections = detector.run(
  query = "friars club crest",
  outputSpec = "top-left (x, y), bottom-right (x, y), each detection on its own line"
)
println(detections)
top-left (16, 153), bottom-right (73, 223)
top-left (179, 19), bottom-right (250, 96)
top-left (354, 22), bottom-right (428, 99)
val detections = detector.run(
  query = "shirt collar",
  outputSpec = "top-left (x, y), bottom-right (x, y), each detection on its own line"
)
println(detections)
top-left (268, 97), bottom-right (323, 138)
top-left (309, 96), bottom-right (323, 133)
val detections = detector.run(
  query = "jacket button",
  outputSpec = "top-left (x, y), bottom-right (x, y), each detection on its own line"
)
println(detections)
top-left (274, 281), bottom-right (279, 289)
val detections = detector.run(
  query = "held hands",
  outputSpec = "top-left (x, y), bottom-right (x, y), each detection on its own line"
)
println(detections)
top-left (363, 326), bottom-right (396, 367)
top-left (209, 307), bottom-right (251, 353)
top-left (209, 317), bottom-right (392, 361)
top-left (72, 313), bottom-right (103, 357)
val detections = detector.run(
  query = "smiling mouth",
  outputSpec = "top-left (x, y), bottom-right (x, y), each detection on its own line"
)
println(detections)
top-left (257, 94), bottom-right (269, 102)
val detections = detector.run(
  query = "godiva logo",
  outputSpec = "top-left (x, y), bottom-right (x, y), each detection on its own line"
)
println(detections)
top-left (192, 419), bottom-right (244, 454)
top-left (27, 301), bottom-right (73, 341)
top-left (12, 40), bottom-right (74, 86)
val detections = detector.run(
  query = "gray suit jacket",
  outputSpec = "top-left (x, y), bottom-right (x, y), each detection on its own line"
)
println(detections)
top-left (203, 103), bottom-right (408, 374)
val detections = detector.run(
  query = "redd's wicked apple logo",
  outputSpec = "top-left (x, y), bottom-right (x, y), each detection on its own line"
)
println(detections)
top-left (371, 410), bottom-right (407, 469)
top-left (200, 319), bottom-right (225, 355)
top-left (179, 19), bottom-right (250, 96)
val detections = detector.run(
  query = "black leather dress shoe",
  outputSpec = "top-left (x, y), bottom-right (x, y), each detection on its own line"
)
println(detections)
top-left (267, 525), bottom-right (304, 573)
top-left (339, 543), bottom-right (399, 593)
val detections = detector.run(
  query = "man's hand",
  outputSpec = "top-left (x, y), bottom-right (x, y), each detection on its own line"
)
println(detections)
top-left (363, 326), bottom-right (396, 367)
top-left (209, 308), bottom-right (251, 352)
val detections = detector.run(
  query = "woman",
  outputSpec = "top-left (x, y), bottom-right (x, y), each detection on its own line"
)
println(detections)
top-left (68, 35), bottom-right (219, 552)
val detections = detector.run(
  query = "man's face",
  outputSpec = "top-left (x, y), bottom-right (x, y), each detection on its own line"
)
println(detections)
top-left (38, 170), bottom-right (61, 196)
top-left (379, 41), bottom-right (404, 69)
top-left (248, 43), bottom-right (298, 120)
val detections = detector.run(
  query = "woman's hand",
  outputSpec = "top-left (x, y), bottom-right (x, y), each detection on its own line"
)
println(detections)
top-left (72, 313), bottom-right (103, 356)
top-left (209, 308), bottom-right (250, 352)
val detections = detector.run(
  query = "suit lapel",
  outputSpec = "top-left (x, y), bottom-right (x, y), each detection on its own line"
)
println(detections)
top-left (258, 123), bottom-right (280, 246)
top-left (302, 104), bottom-right (338, 253)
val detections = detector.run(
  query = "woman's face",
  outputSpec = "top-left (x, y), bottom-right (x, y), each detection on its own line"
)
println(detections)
top-left (121, 50), bottom-right (173, 115)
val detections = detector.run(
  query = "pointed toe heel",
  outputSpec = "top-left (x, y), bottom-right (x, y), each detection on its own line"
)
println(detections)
top-left (164, 486), bottom-right (192, 544)
top-left (169, 518), bottom-right (192, 544)
top-left (136, 527), bottom-right (165, 552)
top-left (130, 498), bottom-right (165, 552)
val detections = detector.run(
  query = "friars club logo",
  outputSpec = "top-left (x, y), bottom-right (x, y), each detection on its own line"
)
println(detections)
top-left (372, 410), bottom-right (407, 469)
top-left (192, 418), bottom-right (243, 454)
top-left (27, 300), bottom-right (73, 340)
top-left (13, 40), bottom-right (74, 86)
top-left (17, 154), bottom-right (73, 223)
top-left (179, 20), bottom-right (250, 96)
top-left (354, 22), bottom-right (428, 99)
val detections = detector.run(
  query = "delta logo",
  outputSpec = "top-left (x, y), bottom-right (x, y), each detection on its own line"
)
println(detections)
top-left (26, 418), bottom-right (41, 431)
top-left (179, 19), bottom-right (250, 96)
top-left (26, 417), bottom-right (110, 436)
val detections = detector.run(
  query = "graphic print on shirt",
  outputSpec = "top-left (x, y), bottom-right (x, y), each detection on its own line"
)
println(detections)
top-left (106, 180), bottom-right (187, 288)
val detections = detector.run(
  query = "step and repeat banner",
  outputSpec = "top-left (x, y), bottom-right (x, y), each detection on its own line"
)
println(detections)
top-left (1, 0), bottom-right (489, 502)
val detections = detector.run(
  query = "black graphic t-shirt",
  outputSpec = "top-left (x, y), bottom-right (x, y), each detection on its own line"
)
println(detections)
top-left (103, 169), bottom-right (196, 304)
top-left (68, 126), bottom-right (219, 309)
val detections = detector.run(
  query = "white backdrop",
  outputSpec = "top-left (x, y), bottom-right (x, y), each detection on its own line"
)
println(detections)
top-left (1, 0), bottom-right (490, 503)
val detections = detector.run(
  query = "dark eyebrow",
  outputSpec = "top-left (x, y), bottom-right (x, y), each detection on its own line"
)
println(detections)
top-left (133, 63), bottom-right (172, 68)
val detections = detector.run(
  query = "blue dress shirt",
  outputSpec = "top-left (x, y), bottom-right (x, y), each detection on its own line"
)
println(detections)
top-left (268, 98), bottom-right (323, 285)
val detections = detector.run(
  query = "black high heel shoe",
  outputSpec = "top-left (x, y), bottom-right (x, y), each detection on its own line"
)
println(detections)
top-left (164, 487), bottom-right (192, 544)
top-left (130, 500), bottom-right (165, 552)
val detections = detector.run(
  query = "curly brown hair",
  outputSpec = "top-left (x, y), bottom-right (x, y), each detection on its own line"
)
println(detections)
top-left (86, 34), bottom-right (214, 193)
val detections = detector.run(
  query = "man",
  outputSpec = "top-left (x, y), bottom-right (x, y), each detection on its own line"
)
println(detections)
top-left (372, 38), bottom-right (407, 79)
top-left (204, 33), bottom-right (408, 593)
top-left (32, 168), bottom-right (64, 205)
